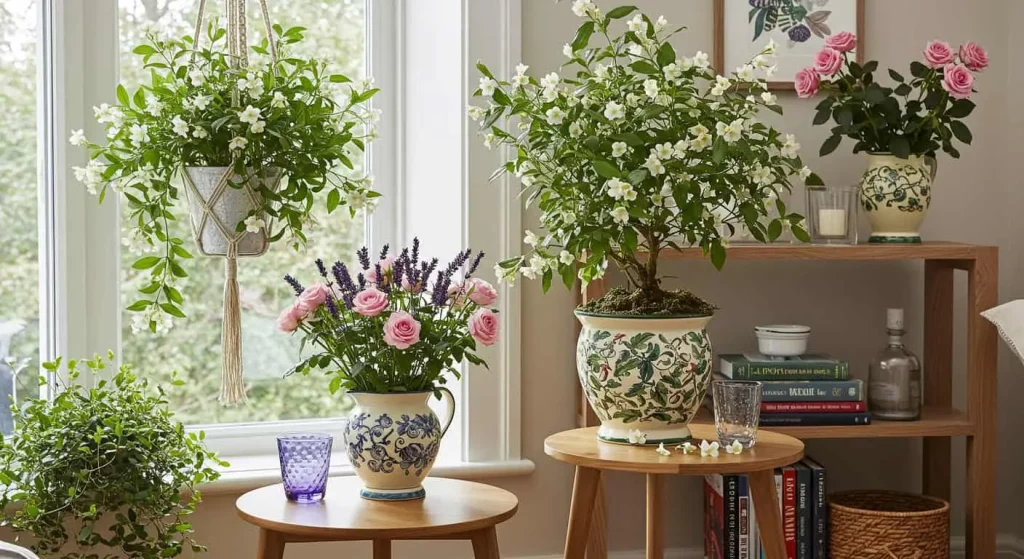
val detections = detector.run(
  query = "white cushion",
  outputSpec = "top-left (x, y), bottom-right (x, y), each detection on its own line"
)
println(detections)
top-left (0, 542), bottom-right (38, 559)
top-left (981, 300), bottom-right (1024, 366)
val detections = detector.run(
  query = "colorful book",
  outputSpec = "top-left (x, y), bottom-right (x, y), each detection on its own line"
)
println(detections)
top-left (794, 463), bottom-right (811, 559)
top-left (782, 467), bottom-right (797, 559)
top-left (719, 353), bottom-right (849, 381)
top-left (705, 475), bottom-right (726, 559)
top-left (762, 401), bottom-right (866, 413)
top-left (725, 475), bottom-right (740, 559)
top-left (739, 476), bottom-right (750, 559)
top-left (754, 378), bottom-right (864, 402)
top-left (759, 412), bottom-right (871, 427)
top-left (803, 458), bottom-right (828, 559)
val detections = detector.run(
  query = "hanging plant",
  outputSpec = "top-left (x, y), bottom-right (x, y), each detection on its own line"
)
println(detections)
top-left (70, 20), bottom-right (380, 331)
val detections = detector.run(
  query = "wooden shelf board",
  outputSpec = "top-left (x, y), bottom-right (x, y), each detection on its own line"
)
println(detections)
top-left (692, 406), bottom-right (974, 439)
top-left (646, 241), bottom-right (991, 262)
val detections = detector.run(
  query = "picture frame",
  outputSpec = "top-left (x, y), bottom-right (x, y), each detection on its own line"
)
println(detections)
top-left (714, 0), bottom-right (864, 90)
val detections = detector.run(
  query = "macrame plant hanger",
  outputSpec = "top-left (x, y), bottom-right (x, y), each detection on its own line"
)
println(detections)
top-left (183, 0), bottom-right (280, 405)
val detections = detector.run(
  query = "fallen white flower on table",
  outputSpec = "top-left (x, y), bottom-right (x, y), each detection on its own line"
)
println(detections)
top-left (725, 441), bottom-right (744, 455)
top-left (627, 429), bottom-right (647, 445)
top-left (699, 439), bottom-right (719, 458)
top-left (676, 442), bottom-right (697, 454)
top-left (656, 443), bottom-right (671, 456)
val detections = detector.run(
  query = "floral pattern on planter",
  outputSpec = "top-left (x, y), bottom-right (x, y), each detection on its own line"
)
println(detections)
top-left (858, 153), bottom-right (936, 243)
top-left (575, 314), bottom-right (714, 444)
top-left (345, 412), bottom-right (441, 477)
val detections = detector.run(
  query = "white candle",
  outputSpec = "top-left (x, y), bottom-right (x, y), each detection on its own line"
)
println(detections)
top-left (818, 208), bottom-right (848, 236)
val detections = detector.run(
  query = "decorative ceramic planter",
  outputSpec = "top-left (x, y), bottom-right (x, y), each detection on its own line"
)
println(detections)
top-left (575, 311), bottom-right (714, 445)
top-left (182, 166), bottom-right (282, 257)
top-left (343, 389), bottom-right (455, 500)
top-left (859, 153), bottom-right (936, 244)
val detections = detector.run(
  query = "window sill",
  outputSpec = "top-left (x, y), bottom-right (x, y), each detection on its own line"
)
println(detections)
top-left (199, 456), bottom-right (536, 496)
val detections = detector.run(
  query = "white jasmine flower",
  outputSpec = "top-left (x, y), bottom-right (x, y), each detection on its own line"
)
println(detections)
top-left (765, 65), bottom-right (778, 78)
top-left (145, 98), bottom-right (163, 117)
top-left (566, 95), bottom-right (580, 107)
top-left (643, 79), bottom-right (660, 100)
top-left (622, 185), bottom-right (637, 201)
top-left (644, 154), bottom-right (666, 176)
top-left (735, 64), bottom-right (756, 82)
top-left (610, 206), bottom-right (630, 225)
top-left (660, 182), bottom-right (674, 198)
top-left (467, 105), bottom-right (485, 121)
top-left (593, 64), bottom-right (610, 82)
top-left (603, 101), bottom-right (625, 120)
top-left (128, 124), bottom-right (150, 147)
top-left (123, 229), bottom-right (151, 254)
top-left (529, 254), bottom-right (548, 273)
top-left (747, 95), bottom-right (758, 104)
top-left (761, 91), bottom-right (778, 105)
top-left (189, 126), bottom-right (207, 139)
top-left (781, 134), bottom-right (801, 158)
top-left (611, 141), bottom-right (629, 158)
top-left (521, 265), bottom-right (538, 280)
top-left (680, 57), bottom-right (695, 71)
top-left (512, 72), bottom-right (530, 87)
top-left (626, 429), bottom-right (647, 445)
top-left (229, 136), bottom-right (248, 151)
top-left (654, 142), bottom-right (673, 160)
top-left (651, 194), bottom-right (664, 207)
top-left (753, 53), bottom-right (774, 70)
top-left (546, 107), bottom-right (566, 125)
top-left (239, 105), bottom-right (262, 125)
top-left (244, 215), bottom-right (265, 233)
top-left (571, 0), bottom-right (594, 17)
top-left (69, 129), bottom-right (87, 146)
top-left (271, 91), bottom-right (288, 108)
top-left (699, 439), bottom-right (720, 457)
top-left (627, 43), bottom-right (645, 58)
top-left (627, 14), bottom-right (647, 35)
top-left (663, 62), bottom-right (682, 83)
top-left (236, 77), bottom-right (251, 92)
top-left (673, 139), bottom-right (689, 158)
top-left (192, 95), bottom-right (212, 111)
top-left (515, 63), bottom-right (529, 76)
top-left (656, 93), bottom-right (673, 107)
top-left (690, 132), bottom-right (712, 152)
top-left (799, 166), bottom-right (813, 180)
top-left (483, 133), bottom-right (496, 149)
top-left (479, 76), bottom-right (498, 97)
top-left (676, 442), bottom-right (697, 454)
top-left (563, 43), bottom-right (575, 58)
top-left (689, 124), bottom-right (709, 138)
top-left (605, 178), bottom-right (630, 200)
top-left (656, 443), bottom-right (671, 456)
top-left (693, 51), bottom-right (710, 69)
top-left (625, 93), bottom-right (641, 107)
top-left (524, 230), bottom-right (540, 246)
top-left (559, 250), bottom-right (575, 265)
top-left (250, 120), bottom-right (266, 134)
top-left (725, 441), bottom-right (744, 454)
top-left (188, 68), bottom-right (206, 86)
top-left (72, 160), bottom-right (104, 195)
top-left (764, 38), bottom-right (778, 55)
top-left (568, 121), bottom-right (583, 138)
top-left (716, 118), bottom-right (744, 144)
top-left (654, 15), bottom-right (668, 31)
top-left (246, 78), bottom-right (264, 98)
top-left (541, 73), bottom-right (560, 91)
top-left (711, 75), bottom-right (732, 96)
top-left (172, 116), bottom-right (190, 138)
top-left (750, 164), bottom-right (774, 186)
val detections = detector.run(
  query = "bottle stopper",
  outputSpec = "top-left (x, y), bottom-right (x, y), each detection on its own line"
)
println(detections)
top-left (887, 308), bottom-right (904, 330)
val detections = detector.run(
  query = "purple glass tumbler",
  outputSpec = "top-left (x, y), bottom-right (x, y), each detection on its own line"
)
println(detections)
top-left (277, 433), bottom-right (333, 503)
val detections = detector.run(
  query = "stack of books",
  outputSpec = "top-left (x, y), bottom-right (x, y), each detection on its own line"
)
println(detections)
top-left (718, 353), bottom-right (869, 426)
top-left (703, 457), bottom-right (829, 559)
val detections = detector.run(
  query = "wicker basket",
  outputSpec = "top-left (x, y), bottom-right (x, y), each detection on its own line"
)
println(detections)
top-left (829, 490), bottom-right (949, 559)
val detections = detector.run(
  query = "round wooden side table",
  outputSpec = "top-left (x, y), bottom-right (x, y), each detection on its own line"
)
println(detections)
top-left (236, 477), bottom-right (518, 559)
top-left (545, 425), bottom-right (804, 559)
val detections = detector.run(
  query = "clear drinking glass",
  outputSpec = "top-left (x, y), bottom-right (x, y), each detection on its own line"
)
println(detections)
top-left (712, 380), bottom-right (763, 448)
top-left (277, 433), bottom-right (333, 503)
top-left (806, 186), bottom-right (858, 245)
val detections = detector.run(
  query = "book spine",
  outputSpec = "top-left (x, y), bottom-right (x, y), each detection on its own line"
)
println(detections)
top-left (807, 462), bottom-right (827, 559)
top-left (739, 476), bottom-right (749, 559)
top-left (726, 475), bottom-right (739, 559)
top-left (783, 467), bottom-right (797, 559)
top-left (705, 475), bottom-right (726, 559)
top-left (759, 380), bottom-right (863, 402)
top-left (728, 362), bottom-right (849, 381)
top-left (759, 413), bottom-right (872, 427)
top-left (762, 401), bottom-right (866, 413)
top-left (795, 464), bottom-right (810, 559)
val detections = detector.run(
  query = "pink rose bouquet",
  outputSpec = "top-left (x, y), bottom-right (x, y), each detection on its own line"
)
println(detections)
top-left (797, 33), bottom-right (984, 160)
top-left (279, 238), bottom-right (498, 395)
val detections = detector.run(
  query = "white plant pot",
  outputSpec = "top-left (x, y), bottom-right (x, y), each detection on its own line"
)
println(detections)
top-left (575, 311), bottom-right (714, 445)
top-left (343, 389), bottom-right (455, 500)
top-left (859, 153), bottom-right (936, 244)
top-left (183, 166), bottom-right (282, 257)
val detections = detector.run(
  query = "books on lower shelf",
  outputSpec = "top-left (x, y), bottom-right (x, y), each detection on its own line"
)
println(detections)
top-left (704, 457), bottom-right (829, 559)
top-left (719, 353), bottom-right (850, 381)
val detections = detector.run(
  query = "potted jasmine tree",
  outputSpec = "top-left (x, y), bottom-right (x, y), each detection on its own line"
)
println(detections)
top-left (471, 3), bottom-right (820, 444)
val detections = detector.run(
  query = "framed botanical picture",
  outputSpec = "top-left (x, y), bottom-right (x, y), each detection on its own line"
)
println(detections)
top-left (714, 0), bottom-right (864, 90)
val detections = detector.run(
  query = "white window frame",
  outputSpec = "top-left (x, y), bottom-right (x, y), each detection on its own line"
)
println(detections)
top-left (44, 0), bottom-right (530, 488)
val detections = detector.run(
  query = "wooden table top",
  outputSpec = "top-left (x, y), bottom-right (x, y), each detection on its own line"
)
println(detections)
top-left (544, 425), bottom-right (804, 475)
top-left (236, 477), bottom-right (519, 539)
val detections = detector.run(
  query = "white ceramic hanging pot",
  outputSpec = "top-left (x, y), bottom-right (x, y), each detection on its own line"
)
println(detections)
top-left (859, 153), bottom-right (937, 244)
top-left (575, 311), bottom-right (714, 445)
top-left (343, 389), bottom-right (456, 500)
top-left (182, 166), bottom-right (282, 257)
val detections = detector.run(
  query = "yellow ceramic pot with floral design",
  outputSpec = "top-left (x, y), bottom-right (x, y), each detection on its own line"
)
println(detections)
top-left (859, 153), bottom-right (937, 244)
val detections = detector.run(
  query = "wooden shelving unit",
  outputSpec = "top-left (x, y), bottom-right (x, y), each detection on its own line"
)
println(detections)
top-left (575, 242), bottom-right (998, 559)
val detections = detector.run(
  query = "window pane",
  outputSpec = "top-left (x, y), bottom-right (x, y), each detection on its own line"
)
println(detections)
top-left (0, 0), bottom-right (40, 435)
top-left (118, 0), bottom-right (366, 425)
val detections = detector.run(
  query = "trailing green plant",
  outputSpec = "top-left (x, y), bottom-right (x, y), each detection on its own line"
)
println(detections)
top-left (0, 353), bottom-right (226, 559)
top-left (471, 3), bottom-right (820, 313)
top-left (70, 23), bottom-right (380, 331)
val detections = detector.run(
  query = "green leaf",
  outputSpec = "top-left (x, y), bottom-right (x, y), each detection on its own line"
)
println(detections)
top-left (819, 134), bottom-right (842, 156)
top-left (475, 61), bottom-right (495, 80)
top-left (132, 44), bottom-right (157, 56)
top-left (132, 256), bottom-right (161, 270)
top-left (160, 303), bottom-right (186, 318)
top-left (950, 120), bottom-right (972, 144)
top-left (888, 69), bottom-right (905, 83)
top-left (656, 43), bottom-right (675, 67)
top-left (604, 5), bottom-right (637, 20)
top-left (116, 84), bottom-right (130, 107)
top-left (712, 137), bottom-right (727, 164)
top-left (710, 242), bottom-right (726, 270)
top-left (813, 107), bottom-right (831, 126)
top-left (571, 21), bottom-right (595, 51)
top-left (126, 300), bottom-right (152, 312)
top-left (804, 172), bottom-right (825, 186)
top-left (894, 83), bottom-right (913, 96)
top-left (327, 189), bottom-right (341, 213)
top-left (593, 160), bottom-right (620, 179)
top-left (910, 61), bottom-right (929, 78)
top-left (889, 136), bottom-right (911, 158)
top-left (629, 60), bottom-right (659, 75)
top-left (329, 74), bottom-right (352, 83)
top-left (947, 99), bottom-right (976, 118)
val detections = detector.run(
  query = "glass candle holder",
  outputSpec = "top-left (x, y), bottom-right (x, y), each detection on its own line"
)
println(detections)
top-left (711, 380), bottom-right (762, 448)
top-left (806, 186), bottom-right (858, 245)
top-left (277, 433), bottom-right (333, 503)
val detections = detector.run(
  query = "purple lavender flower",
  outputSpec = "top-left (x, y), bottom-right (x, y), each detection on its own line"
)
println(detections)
top-left (325, 295), bottom-right (340, 317)
top-left (332, 261), bottom-right (356, 294)
top-left (357, 247), bottom-right (371, 270)
top-left (379, 243), bottom-right (390, 261)
top-left (284, 274), bottom-right (304, 296)
top-left (411, 237), bottom-right (420, 264)
top-left (316, 258), bottom-right (328, 279)
top-left (467, 251), bottom-right (485, 276)
top-left (357, 272), bottom-right (367, 289)
top-left (393, 258), bottom-right (405, 288)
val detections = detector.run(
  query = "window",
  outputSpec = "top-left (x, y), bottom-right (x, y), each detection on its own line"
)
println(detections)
top-left (22, 0), bottom-right (526, 479)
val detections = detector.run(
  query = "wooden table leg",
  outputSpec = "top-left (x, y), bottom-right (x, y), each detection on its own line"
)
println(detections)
top-left (470, 527), bottom-right (501, 559)
top-left (373, 539), bottom-right (392, 559)
top-left (646, 474), bottom-right (664, 559)
top-left (586, 477), bottom-right (608, 559)
top-left (564, 466), bottom-right (602, 559)
top-left (257, 528), bottom-right (285, 559)
top-left (748, 470), bottom-right (787, 559)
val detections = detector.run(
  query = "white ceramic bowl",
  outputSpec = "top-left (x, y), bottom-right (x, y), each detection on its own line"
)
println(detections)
top-left (754, 325), bottom-right (811, 357)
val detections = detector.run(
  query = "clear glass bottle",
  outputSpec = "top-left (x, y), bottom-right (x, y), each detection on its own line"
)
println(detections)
top-left (868, 308), bottom-right (921, 420)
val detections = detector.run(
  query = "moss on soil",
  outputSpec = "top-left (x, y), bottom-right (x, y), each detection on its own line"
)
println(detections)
top-left (578, 286), bottom-right (717, 317)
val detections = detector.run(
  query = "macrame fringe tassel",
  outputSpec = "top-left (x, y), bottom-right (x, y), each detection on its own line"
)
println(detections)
top-left (220, 256), bottom-right (247, 405)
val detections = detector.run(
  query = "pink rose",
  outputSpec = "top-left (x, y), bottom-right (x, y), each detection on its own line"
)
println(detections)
top-left (469, 308), bottom-right (500, 347)
top-left (402, 277), bottom-right (422, 293)
top-left (276, 304), bottom-right (302, 333)
top-left (366, 256), bottom-right (396, 284)
top-left (814, 47), bottom-right (843, 77)
top-left (465, 278), bottom-right (498, 306)
top-left (297, 283), bottom-right (332, 315)
top-left (383, 311), bottom-right (421, 349)
top-left (353, 287), bottom-right (389, 317)
top-left (923, 40), bottom-right (955, 68)
top-left (824, 31), bottom-right (857, 53)
top-left (941, 63), bottom-right (974, 99)
top-left (447, 282), bottom-right (469, 307)
top-left (794, 68), bottom-right (820, 99)
top-left (959, 41), bottom-right (989, 72)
